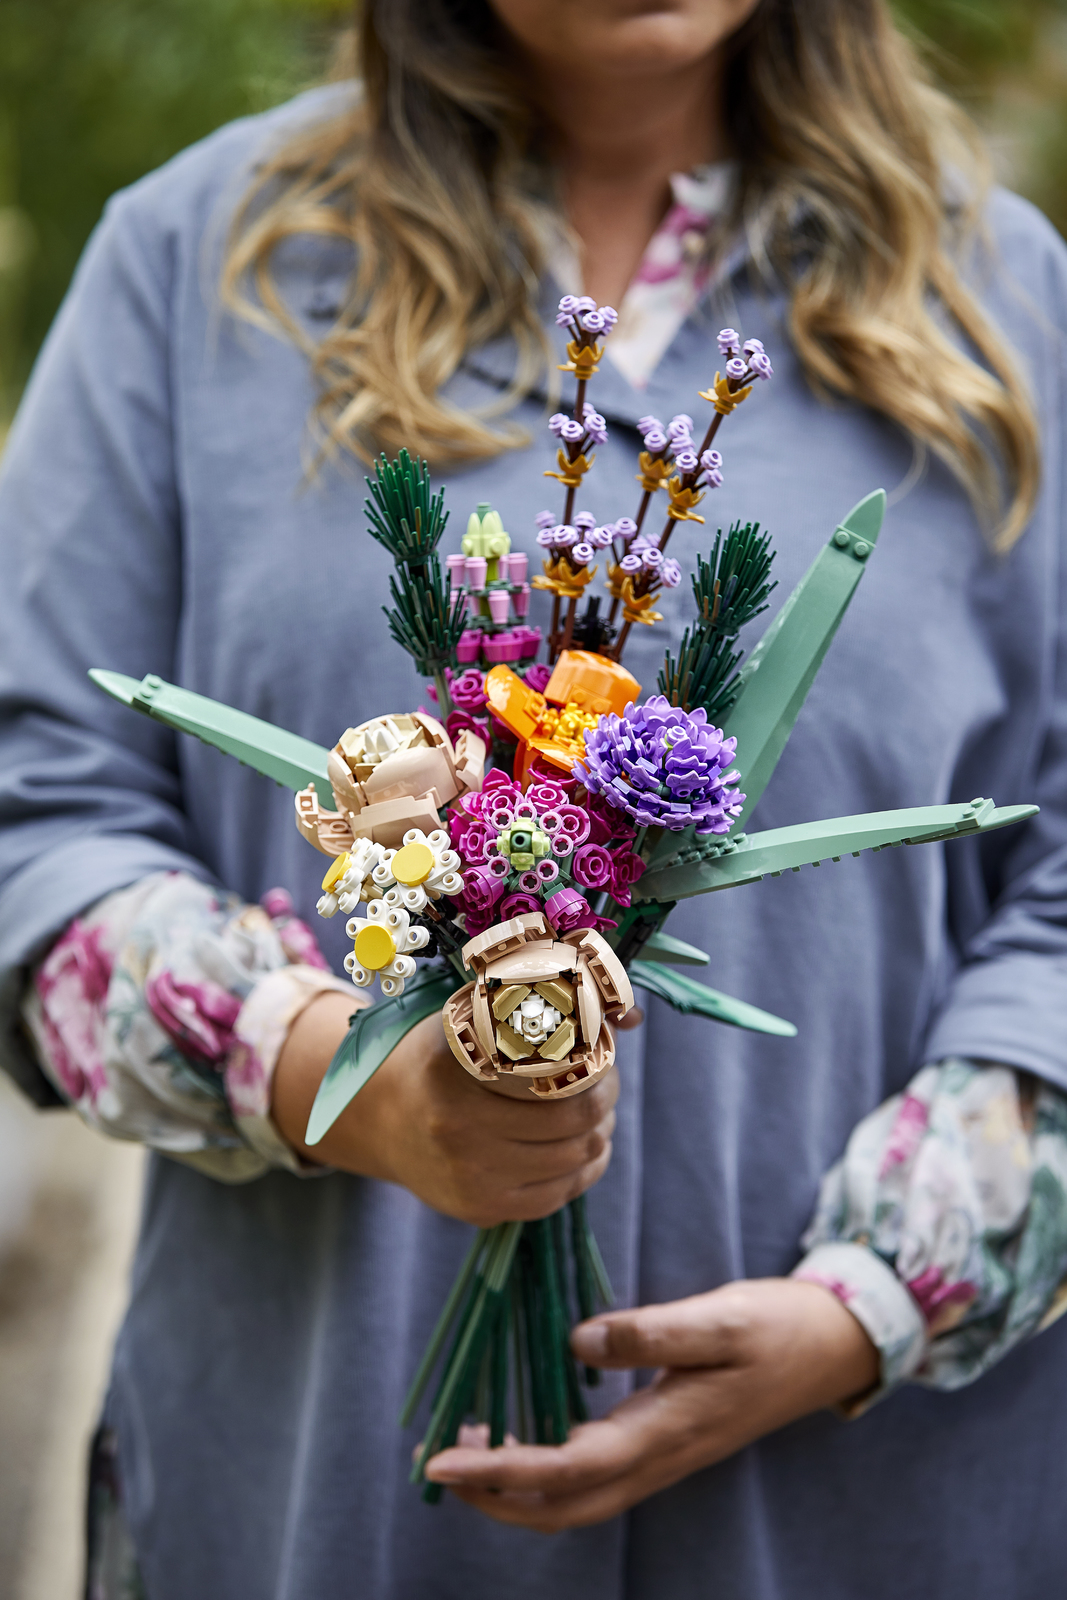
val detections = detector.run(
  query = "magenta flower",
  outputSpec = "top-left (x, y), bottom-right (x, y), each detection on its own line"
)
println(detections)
top-left (608, 850), bottom-right (645, 908)
top-left (462, 867), bottom-right (505, 916)
top-left (571, 842), bottom-right (613, 890)
top-left (526, 777), bottom-right (569, 812)
top-left (450, 668), bottom-right (489, 712)
top-left (523, 662), bottom-right (553, 694)
top-left (499, 891), bottom-right (543, 920)
top-left (544, 887), bottom-right (596, 935)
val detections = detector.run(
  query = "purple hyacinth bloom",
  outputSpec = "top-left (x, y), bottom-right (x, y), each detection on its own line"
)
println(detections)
top-left (620, 552), bottom-right (643, 574)
top-left (717, 328), bottom-right (740, 357)
top-left (726, 357), bottom-right (747, 382)
top-left (613, 518), bottom-right (638, 543)
top-left (750, 351), bottom-right (774, 380)
top-left (535, 509), bottom-right (556, 529)
top-left (574, 511), bottom-right (596, 530)
top-left (637, 415), bottom-right (662, 437)
top-left (701, 449), bottom-right (723, 471)
top-left (575, 295), bottom-right (596, 313)
top-left (582, 310), bottom-right (605, 334)
top-left (558, 295), bottom-right (579, 316)
top-left (642, 428), bottom-right (668, 453)
top-left (668, 413), bottom-right (694, 435)
top-left (599, 306), bottom-right (618, 331)
top-left (548, 412), bottom-right (569, 437)
top-left (661, 558), bottom-right (682, 588)
top-left (705, 466), bottom-right (724, 488)
top-left (673, 449), bottom-right (699, 474)
top-left (743, 338), bottom-right (765, 357)
top-left (554, 524), bottom-right (579, 547)
top-left (588, 525), bottom-right (614, 549)
top-left (641, 546), bottom-right (664, 571)
top-left (583, 411), bottom-right (608, 445)
top-left (560, 419), bottom-right (585, 444)
top-left (572, 542), bottom-right (595, 564)
top-left (574, 695), bottom-right (746, 835)
top-left (537, 527), bottom-right (558, 549)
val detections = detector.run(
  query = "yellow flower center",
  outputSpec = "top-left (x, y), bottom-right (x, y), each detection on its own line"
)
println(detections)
top-left (353, 923), bottom-right (397, 971)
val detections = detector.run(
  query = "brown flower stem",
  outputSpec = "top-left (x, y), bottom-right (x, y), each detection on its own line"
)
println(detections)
top-left (549, 594), bottom-right (561, 659)
top-left (633, 488), bottom-right (652, 535)
top-left (560, 597), bottom-right (578, 653)
top-left (613, 619), bottom-right (633, 661)
top-left (574, 377), bottom-right (587, 424)
top-left (696, 408), bottom-right (725, 461)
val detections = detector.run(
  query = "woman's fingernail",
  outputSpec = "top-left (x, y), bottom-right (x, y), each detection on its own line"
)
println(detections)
top-left (571, 1322), bottom-right (609, 1361)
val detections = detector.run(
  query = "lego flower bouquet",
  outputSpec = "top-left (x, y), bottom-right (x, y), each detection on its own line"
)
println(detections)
top-left (91, 298), bottom-right (1037, 1495)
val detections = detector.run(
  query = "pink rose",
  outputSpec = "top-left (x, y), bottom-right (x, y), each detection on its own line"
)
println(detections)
top-left (608, 850), bottom-right (646, 908)
top-left (498, 891), bottom-right (543, 920)
top-left (555, 804), bottom-right (591, 847)
top-left (544, 887), bottom-right (595, 935)
top-left (523, 663), bottom-right (552, 694)
top-left (526, 778), bottom-right (569, 813)
top-left (451, 668), bottom-right (490, 712)
top-left (570, 842), bottom-right (613, 891)
top-left (586, 789), bottom-right (635, 841)
top-left (461, 867), bottom-right (505, 916)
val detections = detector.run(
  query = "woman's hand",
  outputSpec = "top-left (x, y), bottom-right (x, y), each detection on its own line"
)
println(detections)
top-left (424, 1277), bottom-right (880, 1529)
top-left (272, 992), bottom-right (629, 1226)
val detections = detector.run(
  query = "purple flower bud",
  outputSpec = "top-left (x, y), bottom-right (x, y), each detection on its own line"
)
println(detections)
top-left (743, 338), bottom-right (765, 357)
top-left (705, 467), bottom-right (724, 488)
top-left (661, 558), bottom-right (682, 588)
top-left (726, 357), bottom-right (747, 381)
top-left (583, 411), bottom-right (608, 445)
top-left (620, 552), bottom-right (643, 573)
top-left (535, 509), bottom-right (556, 529)
top-left (573, 511), bottom-right (596, 530)
top-left (560, 419), bottom-right (584, 444)
top-left (717, 328), bottom-right (740, 357)
top-left (700, 450), bottom-right (723, 471)
top-left (674, 450), bottom-right (699, 473)
top-left (750, 351), bottom-right (774, 380)
top-left (555, 310), bottom-right (573, 328)
top-left (554, 524), bottom-right (578, 547)
top-left (642, 428), bottom-right (668, 453)
top-left (668, 414), bottom-right (695, 436)
top-left (632, 532), bottom-right (655, 553)
top-left (588, 525), bottom-right (614, 549)
top-left (642, 547), bottom-right (664, 571)
top-left (558, 295), bottom-right (579, 315)
top-left (575, 295), bottom-right (596, 313)
top-left (613, 518), bottom-right (638, 543)
top-left (572, 542), bottom-right (595, 564)
top-left (599, 306), bottom-right (618, 330)
top-left (548, 412), bottom-right (569, 437)
top-left (581, 310), bottom-right (605, 334)
top-left (637, 415), bottom-right (663, 436)
top-left (537, 527), bottom-right (558, 548)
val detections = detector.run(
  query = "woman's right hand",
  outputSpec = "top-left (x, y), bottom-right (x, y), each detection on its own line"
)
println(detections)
top-left (271, 993), bottom-right (619, 1226)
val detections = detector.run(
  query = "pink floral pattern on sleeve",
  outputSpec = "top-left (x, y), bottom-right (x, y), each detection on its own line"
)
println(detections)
top-left (795, 1059), bottom-right (1067, 1402)
top-left (22, 872), bottom-right (357, 1183)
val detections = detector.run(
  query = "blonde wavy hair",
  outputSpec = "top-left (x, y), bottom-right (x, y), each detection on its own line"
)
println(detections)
top-left (222, 0), bottom-right (1040, 550)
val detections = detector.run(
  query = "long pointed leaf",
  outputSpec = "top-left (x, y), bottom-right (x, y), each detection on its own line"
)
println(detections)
top-left (629, 961), bottom-right (797, 1036)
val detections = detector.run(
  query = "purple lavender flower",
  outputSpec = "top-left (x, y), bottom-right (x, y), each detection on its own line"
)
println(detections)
top-left (642, 428), bottom-right (668, 453)
top-left (575, 295), bottom-right (596, 313)
top-left (574, 511), bottom-right (596, 531)
top-left (560, 419), bottom-right (585, 444)
top-left (661, 558), bottom-right (682, 588)
top-left (717, 328), bottom-right (741, 357)
top-left (535, 509), bottom-right (556, 530)
top-left (581, 310), bottom-right (605, 334)
top-left (613, 518), bottom-right (638, 543)
top-left (668, 413), bottom-right (694, 437)
top-left (558, 295), bottom-right (579, 316)
top-left (575, 696), bottom-right (746, 835)
top-left (572, 542), bottom-right (595, 564)
top-left (726, 357), bottom-right (747, 382)
top-left (673, 449), bottom-right (699, 474)
top-left (637, 415), bottom-right (663, 437)
top-left (583, 410), bottom-right (608, 445)
top-left (599, 306), bottom-right (619, 331)
top-left (537, 526), bottom-right (559, 549)
top-left (588, 525), bottom-right (615, 549)
top-left (641, 546), bottom-right (664, 571)
top-left (750, 351), bottom-right (774, 380)
top-left (548, 412), bottom-right (569, 437)
top-left (619, 552), bottom-right (643, 574)
top-left (704, 465), bottom-right (724, 488)
top-left (553, 524), bottom-right (579, 547)
top-left (743, 338), bottom-right (765, 357)
top-left (701, 449), bottom-right (723, 472)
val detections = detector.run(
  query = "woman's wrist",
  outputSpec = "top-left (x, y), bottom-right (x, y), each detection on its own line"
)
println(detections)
top-left (271, 990), bottom-right (376, 1170)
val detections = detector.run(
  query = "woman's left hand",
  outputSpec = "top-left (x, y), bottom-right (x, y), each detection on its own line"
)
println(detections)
top-left (423, 1278), bottom-right (879, 1531)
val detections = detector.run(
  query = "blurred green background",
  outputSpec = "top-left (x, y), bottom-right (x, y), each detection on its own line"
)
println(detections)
top-left (0, 0), bottom-right (1065, 427)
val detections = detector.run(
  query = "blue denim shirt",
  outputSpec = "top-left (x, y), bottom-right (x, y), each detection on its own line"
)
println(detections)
top-left (2, 86), bottom-right (1067, 1600)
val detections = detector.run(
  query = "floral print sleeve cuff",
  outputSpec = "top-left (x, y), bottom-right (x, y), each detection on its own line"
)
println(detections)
top-left (21, 871), bottom-right (360, 1183)
top-left (793, 1059), bottom-right (1067, 1410)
